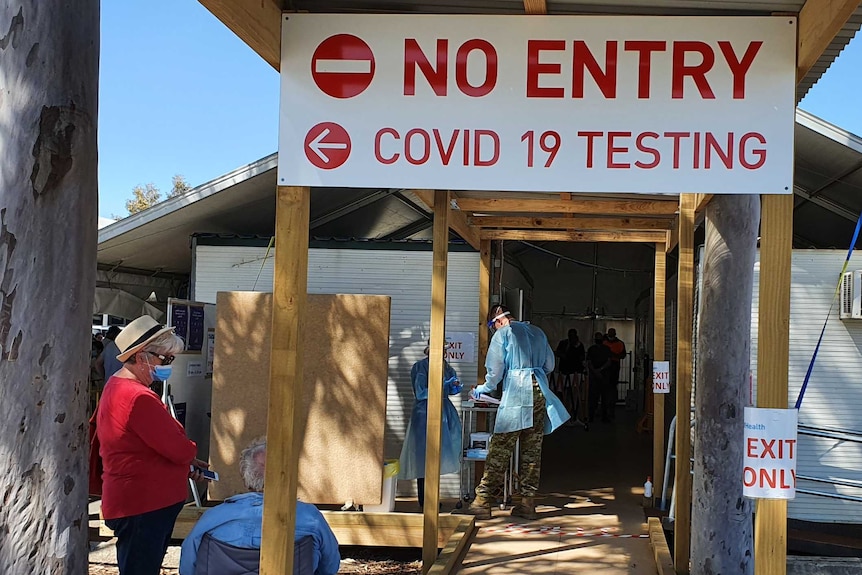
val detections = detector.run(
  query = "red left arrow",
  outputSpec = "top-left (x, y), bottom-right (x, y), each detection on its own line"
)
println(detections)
top-left (303, 122), bottom-right (351, 170)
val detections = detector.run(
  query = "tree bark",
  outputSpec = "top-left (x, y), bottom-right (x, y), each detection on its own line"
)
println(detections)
top-left (691, 195), bottom-right (758, 575)
top-left (0, 1), bottom-right (98, 573)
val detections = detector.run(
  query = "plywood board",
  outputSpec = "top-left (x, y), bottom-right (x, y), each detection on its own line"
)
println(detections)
top-left (209, 292), bottom-right (391, 504)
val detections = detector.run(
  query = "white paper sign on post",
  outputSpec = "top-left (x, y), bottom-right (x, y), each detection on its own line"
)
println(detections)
top-left (445, 332), bottom-right (475, 363)
top-left (652, 361), bottom-right (670, 394)
top-left (743, 407), bottom-right (797, 499)
top-left (187, 361), bottom-right (204, 378)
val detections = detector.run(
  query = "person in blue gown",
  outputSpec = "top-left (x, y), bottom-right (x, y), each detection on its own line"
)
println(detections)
top-left (398, 343), bottom-right (463, 510)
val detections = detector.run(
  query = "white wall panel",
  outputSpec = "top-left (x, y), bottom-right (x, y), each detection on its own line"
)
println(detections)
top-left (752, 250), bottom-right (862, 522)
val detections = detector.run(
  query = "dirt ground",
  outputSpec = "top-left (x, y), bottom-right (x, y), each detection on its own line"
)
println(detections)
top-left (88, 561), bottom-right (421, 575)
top-left (89, 548), bottom-right (422, 575)
top-left (88, 567), bottom-right (176, 575)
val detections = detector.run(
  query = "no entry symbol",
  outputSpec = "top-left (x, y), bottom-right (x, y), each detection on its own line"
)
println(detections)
top-left (311, 34), bottom-right (376, 98)
top-left (304, 122), bottom-right (351, 169)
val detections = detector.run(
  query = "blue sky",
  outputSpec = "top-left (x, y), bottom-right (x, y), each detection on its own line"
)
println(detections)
top-left (100, 1), bottom-right (278, 219)
top-left (98, 2), bottom-right (862, 219)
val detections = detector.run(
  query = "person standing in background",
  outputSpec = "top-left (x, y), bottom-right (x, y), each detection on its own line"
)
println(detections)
top-left (586, 332), bottom-right (612, 423)
top-left (555, 328), bottom-right (585, 418)
top-left (603, 328), bottom-right (627, 422)
top-left (399, 342), bottom-right (463, 510)
top-left (95, 325), bottom-right (123, 382)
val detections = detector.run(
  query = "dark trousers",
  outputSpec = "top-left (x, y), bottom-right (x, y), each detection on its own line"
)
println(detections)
top-left (603, 363), bottom-right (621, 420)
top-left (601, 382), bottom-right (617, 420)
top-left (588, 370), bottom-right (604, 421)
top-left (417, 478), bottom-right (425, 507)
top-left (105, 500), bottom-right (185, 575)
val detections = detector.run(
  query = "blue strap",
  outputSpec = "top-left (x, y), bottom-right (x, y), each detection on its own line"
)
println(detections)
top-left (795, 213), bottom-right (862, 409)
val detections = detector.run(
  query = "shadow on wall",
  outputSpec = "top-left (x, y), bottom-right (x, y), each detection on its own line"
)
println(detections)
top-left (207, 292), bottom-right (391, 506)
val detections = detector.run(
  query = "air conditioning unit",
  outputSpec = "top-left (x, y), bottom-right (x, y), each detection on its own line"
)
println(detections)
top-left (839, 270), bottom-right (862, 319)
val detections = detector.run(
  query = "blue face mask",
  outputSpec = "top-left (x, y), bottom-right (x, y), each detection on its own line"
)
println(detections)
top-left (152, 364), bottom-right (173, 382)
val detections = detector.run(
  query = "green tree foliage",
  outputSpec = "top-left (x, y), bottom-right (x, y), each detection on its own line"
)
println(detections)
top-left (125, 182), bottom-right (161, 215)
top-left (116, 174), bottom-right (192, 218)
top-left (169, 174), bottom-right (191, 198)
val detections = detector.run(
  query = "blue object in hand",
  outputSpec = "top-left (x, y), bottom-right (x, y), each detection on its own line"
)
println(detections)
top-left (470, 388), bottom-right (482, 401)
top-left (445, 375), bottom-right (461, 395)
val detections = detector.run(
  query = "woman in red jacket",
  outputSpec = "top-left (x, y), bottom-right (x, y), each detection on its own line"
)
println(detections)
top-left (97, 316), bottom-right (207, 575)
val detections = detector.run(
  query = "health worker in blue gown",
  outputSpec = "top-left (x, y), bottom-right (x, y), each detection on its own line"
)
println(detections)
top-left (398, 343), bottom-right (463, 510)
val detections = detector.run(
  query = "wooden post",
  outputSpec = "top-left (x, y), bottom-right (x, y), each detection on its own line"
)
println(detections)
top-left (755, 195), bottom-right (793, 575)
top-left (653, 244), bottom-right (667, 502)
top-left (675, 194), bottom-right (695, 574)
top-left (478, 240), bottom-right (491, 383)
top-left (0, 2), bottom-right (98, 572)
top-left (473, 240), bottom-right (492, 485)
top-left (260, 186), bottom-right (310, 575)
top-left (423, 190), bottom-right (450, 573)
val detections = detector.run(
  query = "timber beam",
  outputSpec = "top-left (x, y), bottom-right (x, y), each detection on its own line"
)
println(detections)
top-left (198, 0), bottom-right (281, 70)
top-left (798, 0), bottom-right (862, 83)
top-left (666, 214), bottom-right (680, 253)
top-left (523, 0), bottom-right (547, 14)
top-left (454, 198), bottom-right (679, 216)
top-left (468, 216), bottom-right (673, 230)
top-left (479, 230), bottom-right (667, 242)
top-left (414, 190), bottom-right (480, 249)
top-left (694, 194), bottom-right (714, 213)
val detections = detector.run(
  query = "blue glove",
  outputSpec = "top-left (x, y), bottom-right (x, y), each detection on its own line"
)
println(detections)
top-left (445, 376), bottom-right (461, 395)
top-left (470, 387), bottom-right (482, 401)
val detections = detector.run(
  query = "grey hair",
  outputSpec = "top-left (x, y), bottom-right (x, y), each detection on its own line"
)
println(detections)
top-left (142, 331), bottom-right (185, 356)
top-left (240, 436), bottom-right (267, 492)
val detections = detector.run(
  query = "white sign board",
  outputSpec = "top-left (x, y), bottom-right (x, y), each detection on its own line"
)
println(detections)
top-left (743, 407), bottom-right (797, 499)
top-left (187, 361), bottom-right (204, 378)
top-left (652, 361), bottom-right (670, 394)
top-left (279, 15), bottom-right (796, 194)
top-left (445, 332), bottom-right (475, 363)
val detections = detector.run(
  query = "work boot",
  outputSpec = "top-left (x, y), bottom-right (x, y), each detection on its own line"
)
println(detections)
top-left (510, 496), bottom-right (538, 520)
top-left (453, 494), bottom-right (492, 520)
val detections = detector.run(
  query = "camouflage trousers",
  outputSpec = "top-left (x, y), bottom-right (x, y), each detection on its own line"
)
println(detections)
top-left (476, 386), bottom-right (546, 499)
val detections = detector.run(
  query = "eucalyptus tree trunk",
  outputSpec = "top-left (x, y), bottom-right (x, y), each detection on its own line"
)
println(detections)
top-left (692, 195), bottom-right (758, 575)
top-left (0, 1), bottom-right (98, 573)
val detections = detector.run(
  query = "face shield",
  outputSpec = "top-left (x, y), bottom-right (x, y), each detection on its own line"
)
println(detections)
top-left (486, 310), bottom-right (511, 332)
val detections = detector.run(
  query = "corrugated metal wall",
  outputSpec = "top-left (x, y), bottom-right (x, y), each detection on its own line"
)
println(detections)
top-left (752, 250), bottom-right (862, 523)
top-left (194, 244), bottom-right (480, 499)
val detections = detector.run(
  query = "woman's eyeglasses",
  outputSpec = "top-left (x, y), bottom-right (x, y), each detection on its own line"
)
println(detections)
top-left (147, 351), bottom-right (175, 365)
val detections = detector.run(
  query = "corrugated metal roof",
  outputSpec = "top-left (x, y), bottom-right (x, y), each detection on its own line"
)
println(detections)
top-left (792, 109), bottom-right (862, 249)
top-left (797, 8), bottom-right (862, 101)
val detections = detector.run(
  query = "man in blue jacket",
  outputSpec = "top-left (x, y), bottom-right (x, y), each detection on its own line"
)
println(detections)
top-left (179, 437), bottom-right (340, 575)
top-left (456, 305), bottom-right (570, 520)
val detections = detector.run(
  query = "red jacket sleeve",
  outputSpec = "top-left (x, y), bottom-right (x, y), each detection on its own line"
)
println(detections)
top-left (126, 392), bottom-right (197, 465)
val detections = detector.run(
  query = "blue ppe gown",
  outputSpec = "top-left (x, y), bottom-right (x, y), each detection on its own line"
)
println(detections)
top-left (398, 358), bottom-right (463, 480)
top-left (474, 321), bottom-right (571, 434)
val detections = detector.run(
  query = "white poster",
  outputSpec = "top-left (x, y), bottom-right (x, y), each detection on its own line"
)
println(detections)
top-left (445, 332), bottom-right (475, 363)
top-left (652, 360), bottom-right (670, 394)
top-left (743, 407), bottom-right (797, 499)
top-left (206, 328), bottom-right (215, 378)
top-left (279, 14), bottom-right (795, 194)
top-left (187, 361), bottom-right (204, 379)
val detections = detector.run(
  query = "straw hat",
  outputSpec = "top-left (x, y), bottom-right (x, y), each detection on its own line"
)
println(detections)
top-left (115, 316), bottom-right (175, 363)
